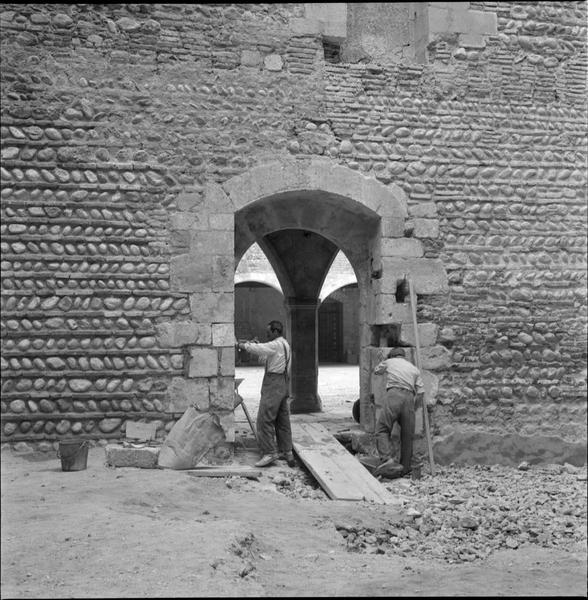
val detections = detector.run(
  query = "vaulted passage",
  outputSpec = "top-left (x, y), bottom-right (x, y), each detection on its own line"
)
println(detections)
top-left (235, 191), bottom-right (380, 414)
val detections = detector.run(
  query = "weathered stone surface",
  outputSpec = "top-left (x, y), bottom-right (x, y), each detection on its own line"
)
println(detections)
top-left (381, 238), bottom-right (424, 258)
top-left (165, 377), bottom-right (209, 413)
top-left (400, 323), bottom-right (439, 347)
top-left (190, 292), bottom-right (234, 323)
top-left (380, 258), bottom-right (449, 295)
top-left (212, 323), bottom-right (234, 347)
top-left (169, 254), bottom-right (212, 292)
top-left (156, 320), bottom-right (211, 347)
top-left (187, 347), bottom-right (218, 378)
top-left (420, 345), bottom-right (452, 370)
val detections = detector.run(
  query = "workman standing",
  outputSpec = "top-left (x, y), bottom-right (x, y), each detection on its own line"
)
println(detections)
top-left (373, 347), bottom-right (425, 477)
top-left (236, 320), bottom-right (295, 468)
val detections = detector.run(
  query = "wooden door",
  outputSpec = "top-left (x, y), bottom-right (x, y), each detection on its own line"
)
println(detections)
top-left (318, 300), bottom-right (343, 363)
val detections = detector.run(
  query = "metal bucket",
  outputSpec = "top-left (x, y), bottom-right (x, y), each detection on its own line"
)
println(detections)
top-left (57, 439), bottom-right (89, 472)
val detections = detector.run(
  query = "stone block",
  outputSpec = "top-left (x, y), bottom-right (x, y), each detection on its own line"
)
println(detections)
top-left (211, 377), bottom-right (235, 411)
top-left (264, 54), bottom-right (283, 71)
top-left (304, 3), bottom-right (347, 38)
top-left (381, 217), bottom-right (405, 237)
top-left (156, 320), bottom-right (211, 347)
top-left (369, 294), bottom-right (412, 325)
top-left (413, 218), bottom-right (440, 239)
top-left (187, 347), bottom-right (218, 378)
top-left (105, 444), bottom-right (160, 469)
top-left (459, 33), bottom-right (486, 48)
top-left (448, 4), bottom-right (470, 31)
top-left (380, 258), bottom-right (448, 295)
top-left (170, 254), bottom-right (212, 292)
top-left (165, 377), bottom-right (209, 412)
top-left (468, 10), bottom-right (497, 34)
top-left (170, 211), bottom-right (208, 231)
top-left (420, 345), bottom-right (452, 370)
top-left (290, 17), bottom-right (321, 35)
top-left (382, 238), bottom-right (424, 258)
top-left (400, 323), bottom-right (438, 347)
top-left (409, 202), bottom-right (438, 218)
top-left (220, 347), bottom-right (235, 376)
top-left (212, 255), bottom-right (235, 292)
top-left (209, 213), bottom-right (233, 231)
top-left (190, 292), bottom-right (234, 323)
top-left (176, 190), bottom-right (204, 211)
top-left (241, 49), bottom-right (261, 66)
top-left (189, 231), bottom-right (233, 256)
top-left (203, 182), bottom-right (233, 211)
top-left (428, 6), bottom-right (449, 33)
top-left (212, 323), bottom-right (234, 347)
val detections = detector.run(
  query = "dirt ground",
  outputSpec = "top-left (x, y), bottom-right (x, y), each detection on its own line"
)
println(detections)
top-left (1, 443), bottom-right (587, 599)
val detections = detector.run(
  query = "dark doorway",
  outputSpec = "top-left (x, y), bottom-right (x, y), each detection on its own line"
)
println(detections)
top-left (318, 299), bottom-right (343, 363)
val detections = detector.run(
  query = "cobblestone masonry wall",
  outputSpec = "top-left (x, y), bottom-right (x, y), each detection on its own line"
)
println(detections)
top-left (0, 3), bottom-right (586, 451)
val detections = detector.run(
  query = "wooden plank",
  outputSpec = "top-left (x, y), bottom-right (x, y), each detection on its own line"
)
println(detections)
top-left (186, 466), bottom-right (262, 479)
top-left (291, 422), bottom-right (394, 504)
top-left (302, 422), bottom-right (394, 504)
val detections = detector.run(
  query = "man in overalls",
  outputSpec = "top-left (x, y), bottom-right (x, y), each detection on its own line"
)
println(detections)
top-left (237, 320), bottom-right (294, 468)
top-left (373, 347), bottom-right (424, 477)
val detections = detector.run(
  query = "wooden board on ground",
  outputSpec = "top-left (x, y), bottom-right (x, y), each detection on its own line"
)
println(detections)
top-left (291, 421), bottom-right (395, 504)
top-left (186, 466), bottom-right (262, 479)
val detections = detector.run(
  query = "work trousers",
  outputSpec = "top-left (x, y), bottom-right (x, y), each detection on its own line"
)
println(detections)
top-left (256, 372), bottom-right (292, 456)
top-left (375, 387), bottom-right (415, 472)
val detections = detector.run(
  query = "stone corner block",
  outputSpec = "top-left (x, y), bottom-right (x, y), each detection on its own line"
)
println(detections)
top-left (170, 254), bottom-right (212, 293)
top-left (156, 320), bottom-right (211, 348)
top-left (212, 323), bottom-right (235, 347)
top-left (210, 377), bottom-right (235, 411)
top-left (105, 444), bottom-right (160, 469)
top-left (187, 347), bottom-right (218, 378)
top-left (165, 377), bottom-right (210, 412)
top-left (190, 292), bottom-right (234, 323)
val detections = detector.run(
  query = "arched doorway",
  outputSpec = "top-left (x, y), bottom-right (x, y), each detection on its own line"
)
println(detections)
top-left (225, 158), bottom-right (411, 426)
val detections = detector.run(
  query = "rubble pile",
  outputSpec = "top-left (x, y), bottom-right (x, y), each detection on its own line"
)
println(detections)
top-left (337, 463), bottom-right (587, 563)
top-left (271, 469), bottom-right (327, 501)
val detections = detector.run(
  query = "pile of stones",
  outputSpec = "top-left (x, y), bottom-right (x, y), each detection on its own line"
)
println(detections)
top-left (336, 463), bottom-right (587, 563)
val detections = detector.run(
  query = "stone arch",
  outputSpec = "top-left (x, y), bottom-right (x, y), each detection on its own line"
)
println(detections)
top-left (175, 157), bottom-right (448, 429)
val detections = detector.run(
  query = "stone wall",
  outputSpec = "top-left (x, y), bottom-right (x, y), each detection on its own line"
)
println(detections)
top-left (1, 2), bottom-right (586, 453)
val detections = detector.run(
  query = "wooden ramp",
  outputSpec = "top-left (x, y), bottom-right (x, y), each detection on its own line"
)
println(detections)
top-left (291, 421), bottom-right (395, 505)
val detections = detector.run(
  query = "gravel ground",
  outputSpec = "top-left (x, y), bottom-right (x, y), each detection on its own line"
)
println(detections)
top-left (335, 463), bottom-right (587, 563)
top-left (266, 460), bottom-right (587, 565)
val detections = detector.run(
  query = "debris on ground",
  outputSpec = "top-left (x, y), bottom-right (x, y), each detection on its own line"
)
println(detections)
top-left (271, 468), bottom-right (328, 500)
top-left (335, 463), bottom-right (587, 564)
